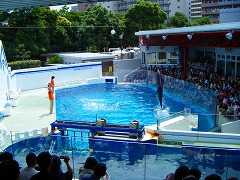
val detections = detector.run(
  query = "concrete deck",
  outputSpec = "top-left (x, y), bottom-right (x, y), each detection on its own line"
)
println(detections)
top-left (1, 88), bottom-right (56, 133)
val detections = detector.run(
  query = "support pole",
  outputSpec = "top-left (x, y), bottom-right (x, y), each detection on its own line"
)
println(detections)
top-left (183, 46), bottom-right (187, 80)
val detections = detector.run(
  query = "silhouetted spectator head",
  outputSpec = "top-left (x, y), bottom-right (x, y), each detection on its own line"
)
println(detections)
top-left (183, 175), bottom-right (198, 180)
top-left (174, 165), bottom-right (190, 180)
top-left (0, 159), bottom-right (20, 180)
top-left (26, 152), bottom-right (37, 167)
top-left (37, 152), bottom-right (52, 170)
top-left (93, 163), bottom-right (106, 179)
top-left (84, 157), bottom-right (98, 170)
top-left (50, 155), bottom-right (61, 174)
top-left (227, 177), bottom-right (238, 180)
top-left (0, 152), bottom-right (13, 162)
top-left (190, 168), bottom-right (201, 179)
top-left (205, 174), bottom-right (222, 180)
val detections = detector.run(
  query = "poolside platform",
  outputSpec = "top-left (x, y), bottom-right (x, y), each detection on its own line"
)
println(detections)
top-left (51, 120), bottom-right (147, 141)
top-left (0, 88), bottom-right (56, 134)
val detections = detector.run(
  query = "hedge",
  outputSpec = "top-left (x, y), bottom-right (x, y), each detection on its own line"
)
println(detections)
top-left (8, 60), bottom-right (41, 70)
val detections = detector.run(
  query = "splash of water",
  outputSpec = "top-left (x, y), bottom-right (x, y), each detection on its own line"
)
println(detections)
top-left (154, 106), bottom-right (170, 119)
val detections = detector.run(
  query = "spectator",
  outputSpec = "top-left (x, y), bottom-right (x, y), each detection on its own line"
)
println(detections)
top-left (183, 175), bottom-right (197, 180)
top-left (0, 151), bottom-right (13, 162)
top-left (205, 174), bottom-right (222, 180)
top-left (50, 155), bottom-right (73, 180)
top-left (189, 168), bottom-right (201, 180)
top-left (20, 153), bottom-right (39, 180)
top-left (30, 152), bottom-right (62, 180)
top-left (227, 177), bottom-right (238, 180)
top-left (79, 157), bottom-right (98, 180)
top-left (82, 163), bottom-right (107, 180)
top-left (174, 165), bottom-right (190, 180)
top-left (0, 159), bottom-right (20, 180)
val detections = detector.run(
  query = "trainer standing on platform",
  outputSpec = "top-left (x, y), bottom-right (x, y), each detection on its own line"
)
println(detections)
top-left (50, 76), bottom-right (55, 93)
top-left (48, 83), bottom-right (54, 114)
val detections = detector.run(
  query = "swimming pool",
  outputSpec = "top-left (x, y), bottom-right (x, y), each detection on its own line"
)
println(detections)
top-left (3, 82), bottom-right (234, 179)
top-left (56, 83), bottom-right (215, 131)
top-left (5, 134), bottom-right (240, 180)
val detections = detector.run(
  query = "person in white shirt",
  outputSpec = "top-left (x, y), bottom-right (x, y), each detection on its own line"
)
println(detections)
top-left (20, 153), bottom-right (39, 180)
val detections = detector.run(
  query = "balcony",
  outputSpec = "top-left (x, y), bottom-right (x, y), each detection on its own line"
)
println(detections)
top-left (202, 2), bottom-right (218, 7)
top-left (202, 9), bottom-right (219, 15)
top-left (191, 6), bottom-right (202, 10)
top-left (191, 14), bottom-right (203, 19)
top-left (159, 0), bottom-right (170, 5)
top-left (191, 1), bottom-right (202, 6)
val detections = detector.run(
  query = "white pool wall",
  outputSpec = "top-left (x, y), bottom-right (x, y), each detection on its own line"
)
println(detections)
top-left (0, 62), bottom-right (102, 110)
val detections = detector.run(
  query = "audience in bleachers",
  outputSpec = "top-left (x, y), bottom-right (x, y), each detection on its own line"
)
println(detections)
top-left (146, 60), bottom-right (240, 120)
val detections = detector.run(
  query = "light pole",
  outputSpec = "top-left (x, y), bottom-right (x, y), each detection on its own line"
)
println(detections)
top-left (119, 33), bottom-right (123, 60)
top-left (111, 29), bottom-right (124, 60)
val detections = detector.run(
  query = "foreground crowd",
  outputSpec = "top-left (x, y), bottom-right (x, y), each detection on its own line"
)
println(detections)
top-left (0, 151), bottom-right (109, 180)
top-left (0, 151), bottom-right (239, 180)
top-left (165, 164), bottom-right (238, 180)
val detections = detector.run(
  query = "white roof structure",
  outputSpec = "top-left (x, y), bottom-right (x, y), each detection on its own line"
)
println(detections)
top-left (59, 53), bottom-right (115, 62)
top-left (135, 22), bottom-right (240, 36)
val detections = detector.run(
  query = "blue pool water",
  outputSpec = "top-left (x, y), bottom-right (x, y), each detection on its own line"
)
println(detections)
top-left (56, 83), bottom-right (215, 131)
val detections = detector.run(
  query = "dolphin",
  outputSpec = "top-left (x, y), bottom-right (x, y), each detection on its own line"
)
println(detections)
top-left (156, 71), bottom-right (164, 109)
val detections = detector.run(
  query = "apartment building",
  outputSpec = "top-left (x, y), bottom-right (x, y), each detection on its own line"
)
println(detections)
top-left (97, 0), bottom-right (191, 18)
top-left (77, 2), bottom-right (97, 12)
top-left (76, 0), bottom-right (240, 23)
top-left (202, 0), bottom-right (240, 23)
top-left (169, 0), bottom-right (191, 19)
top-left (191, 0), bottom-right (202, 20)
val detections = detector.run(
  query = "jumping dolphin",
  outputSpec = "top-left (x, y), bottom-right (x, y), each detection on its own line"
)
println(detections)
top-left (156, 71), bottom-right (164, 109)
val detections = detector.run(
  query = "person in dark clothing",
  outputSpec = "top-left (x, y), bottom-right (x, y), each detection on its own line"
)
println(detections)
top-left (50, 155), bottom-right (73, 180)
top-left (82, 163), bottom-right (107, 180)
top-left (0, 151), bottom-right (13, 162)
top-left (30, 152), bottom-right (62, 180)
top-left (0, 159), bottom-right (20, 180)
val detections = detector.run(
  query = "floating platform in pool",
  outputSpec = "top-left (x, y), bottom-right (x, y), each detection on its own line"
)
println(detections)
top-left (51, 120), bottom-right (146, 140)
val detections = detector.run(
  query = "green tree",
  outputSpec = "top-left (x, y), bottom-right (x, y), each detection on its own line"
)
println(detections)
top-left (15, 44), bottom-right (31, 60)
top-left (124, 0), bottom-right (167, 46)
top-left (58, 5), bottom-right (70, 16)
top-left (46, 54), bottom-right (63, 64)
top-left (80, 5), bottom-right (122, 52)
top-left (189, 16), bottom-right (211, 26)
top-left (7, 8), bottom-right (58, 59)
top-left (166, 12), bottom-right (189, 28)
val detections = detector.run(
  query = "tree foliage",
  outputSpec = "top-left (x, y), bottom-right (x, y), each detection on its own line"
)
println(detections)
top-left (166, 12), bottom-right (189, 28)
top-left (188, 16), bottom-right (211, 26)
top-left (0, 3), bottom-right (211, 63)
top-left (124, 0), bottom-right (167, 46)
top-left (15, 44), bottom-right (31, 60)
top-left (47, 54), bottom-right (63, 64)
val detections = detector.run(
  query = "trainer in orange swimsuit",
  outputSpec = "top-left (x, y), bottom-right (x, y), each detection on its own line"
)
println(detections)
top-left (48, 83), bottom-right (54, 114)
top-left (50, 76), bottom-right (55, 93)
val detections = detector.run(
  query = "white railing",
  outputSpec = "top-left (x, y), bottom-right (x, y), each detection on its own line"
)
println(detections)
top-left (123, 67), bottom-right (141, 82)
